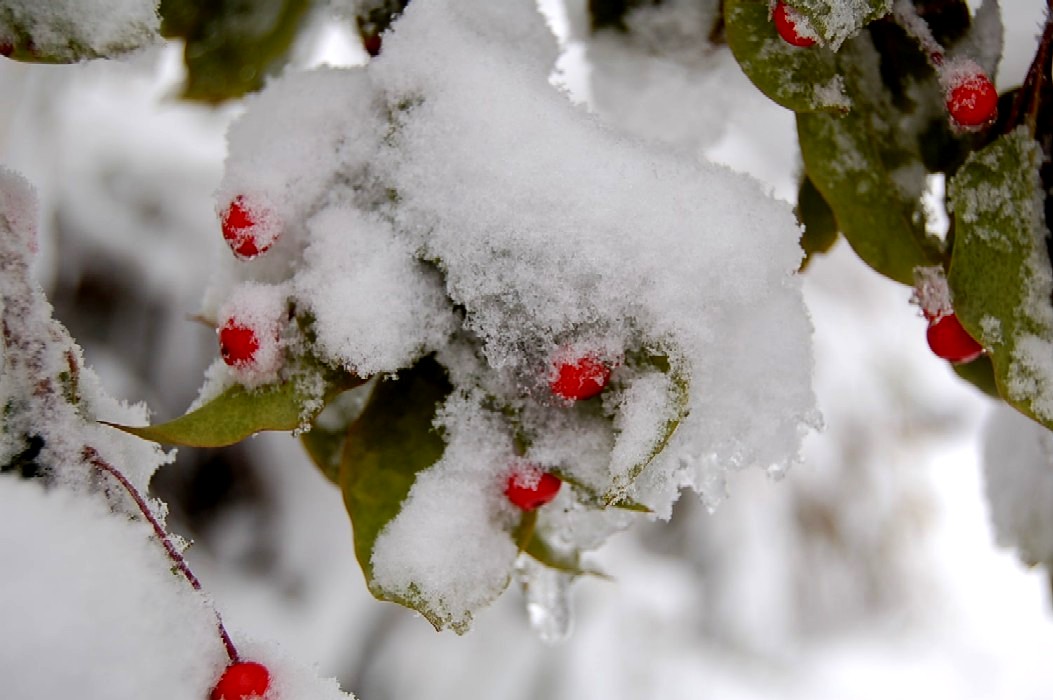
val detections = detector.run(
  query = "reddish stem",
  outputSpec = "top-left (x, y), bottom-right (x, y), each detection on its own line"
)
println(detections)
top-left (82, 446), bottom-right (239, 663)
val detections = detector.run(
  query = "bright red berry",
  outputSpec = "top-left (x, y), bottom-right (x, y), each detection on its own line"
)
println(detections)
top-left (773, 1), bottom-right (816, 48)
top-left (926, 313), bottom-right (983, 364)
top-left (505, 466), bottom-right (562, 511)
top-left (219, 321), bottom-right (260, 367)
top-left (221, 196), bottom-right (277, 260)
top-left (946, 72), bottom-right (997, 128)
top-left (210, 661), bottom-right (270, 700)
top-left (550, 355), bottom-right (611, 401)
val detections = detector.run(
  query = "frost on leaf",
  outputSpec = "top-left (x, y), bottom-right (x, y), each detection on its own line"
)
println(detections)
top-left (948, 128), bottom-right (1053, 426)
top-left (785, 0), bottom-right (891, 50)
top-left (725, 0), bottom-right (849, 114)
top-left (204, 0), bottom-right (817, 631)
top-left (0, 0), bottom-right (160, 62)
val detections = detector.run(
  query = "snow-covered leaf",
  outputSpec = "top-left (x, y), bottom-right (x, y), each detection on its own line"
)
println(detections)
top-left (787, 0), bottom-right (890, 49)
top-left (798, 105), bottom-right (939, 285)
top-left (725, 0), bottom-right (849, 113)
top-left (948, 128), bottom-right (1053, 426)
top-left (0, 0), bottom-right (160, 62)
top-left (338, 355), bottom-right (454, 631)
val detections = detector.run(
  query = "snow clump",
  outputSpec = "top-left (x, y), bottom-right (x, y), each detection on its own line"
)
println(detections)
top-left (208, 0), bottom-right (817, 630)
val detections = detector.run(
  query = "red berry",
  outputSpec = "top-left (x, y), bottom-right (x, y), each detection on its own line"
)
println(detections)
top-left (926, 313), bottom-right (983, 364)
top-left (946, 73), bottom-right (997, 128)
top-left (550, 355), bottom-right (611, 401)
top-left (219, 321), bottom-right (260, 367)
top-left (773, 1), bottom-right (816, 48)
top-left (211, 661), bottom-right (270, 700)
top-left (221, 196), bottom-right (276, 260)
top-left (363, 33), bottom-right (382, 57)
top-left (505, 466), bottom-right (562, 511)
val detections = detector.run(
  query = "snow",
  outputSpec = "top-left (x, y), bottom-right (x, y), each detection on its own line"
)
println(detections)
top-left (983, 403), bottom-right (1053, 565)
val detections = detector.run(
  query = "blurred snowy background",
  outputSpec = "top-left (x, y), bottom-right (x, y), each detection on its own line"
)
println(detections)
top-left (2, 1), bottom-right (1053, 698)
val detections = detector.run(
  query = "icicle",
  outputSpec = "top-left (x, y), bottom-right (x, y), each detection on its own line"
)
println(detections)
top-left (516, 555), bottom-right (573, 644)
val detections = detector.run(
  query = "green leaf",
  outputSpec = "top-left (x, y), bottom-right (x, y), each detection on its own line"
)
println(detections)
top-left (160, 0), bottom-right (311, 103)
top-left (104, 380), bottom-right (321, 448)
top-left (338, 355), bottom-right (454, 630)
top-left (947, 128), bottom-right (1053, 427)
top-left (786, 0), bottom-right (889, 49)
top-left (301, 425), bottom-right (346, 484)
top-left (798, 107), bottom-right (940, 285)
top-left (952, 354), bottom-right (1000, 400)
top-left (725, 0), bottom-right (848, 114)
top-left (796, 174), bottom-right (839, 269)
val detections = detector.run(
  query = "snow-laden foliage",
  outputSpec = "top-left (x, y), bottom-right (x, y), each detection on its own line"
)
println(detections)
top-left (0, 0), bottom-right (159, 61)
top-left (0, 169), bottom-right (357, 700)
top-left (199, 0), bottom-right (817, 631)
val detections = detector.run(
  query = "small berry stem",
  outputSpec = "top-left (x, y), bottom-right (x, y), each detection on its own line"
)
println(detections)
top-left (891, 0), bottom-right (944, 67)
top-left (82, 445), bottom-right (239, 663)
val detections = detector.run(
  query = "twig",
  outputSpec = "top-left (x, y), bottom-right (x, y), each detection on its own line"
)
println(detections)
top-left (82, 445), bottom-right (239, 663)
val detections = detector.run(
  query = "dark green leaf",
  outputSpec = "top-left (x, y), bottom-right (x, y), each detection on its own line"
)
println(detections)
top-left (952, 354), bottom-right (1000, 399)
top-left (948, 129), bottom-right (1053, 427)
top-left (796, 174), bottom-right (839, 269)
top-left (798, 107), bottom-right (940, 285)
top-left (301, 425), bottom-right (346, 484)
top-left (160, 0), bottom-right (311, 103)
top-left (338, 355), bottom-right (453, 630)
top-left (725, 0), bottom-right (848, 114)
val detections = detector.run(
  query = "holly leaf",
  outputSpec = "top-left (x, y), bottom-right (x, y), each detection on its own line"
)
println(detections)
top-left (338, 355), bottom-right (453, 630)
top-left (725, 0), bottom-right (849, 114)
top-left (947, 128), bottom-right (1053, 427)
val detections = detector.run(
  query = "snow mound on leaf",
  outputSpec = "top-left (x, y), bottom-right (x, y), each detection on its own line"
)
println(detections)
top-left (212, 0), bottom-right (816, 631)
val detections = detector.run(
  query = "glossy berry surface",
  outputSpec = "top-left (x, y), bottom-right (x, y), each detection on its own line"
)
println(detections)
top-left (210, 661), bottom-right (270, 700)
top-left (926, 313), bottom-right (983, 364)
top-left (505, 468), bottom-right (562, 511)
top-left (946, 73), bottom-right (997, 128)
top-left (550, 355), bottom-right (611, 401)
top-left (219, 321), bottom-right (260, 367)
top-left (773, 1), bottom-right (816, 48)
top-left (221, 196), bottom-right (269, 259)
